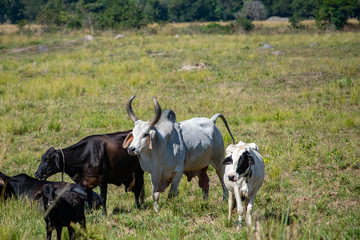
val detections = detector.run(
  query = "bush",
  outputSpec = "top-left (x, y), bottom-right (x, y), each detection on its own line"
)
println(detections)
top-left (289, 14), bottom-right (304, 29)
top-left (201, 22), bottom-right (235, 34)
top-left (236, 17), bottom-right (255, 32)
top-left (16, 20), bottom-right (27, 30)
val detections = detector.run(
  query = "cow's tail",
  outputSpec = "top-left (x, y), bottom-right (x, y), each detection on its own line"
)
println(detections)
top-left (211, 113), bottom-right (235, 144)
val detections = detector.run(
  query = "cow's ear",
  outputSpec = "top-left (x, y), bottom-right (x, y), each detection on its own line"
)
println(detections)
top-left (34, 190), bottom-right (43, 200)
top-left (223, 156), bottom-right (233, 165)
top-left (48, 147), bottom-right (56, 157)
top-left (54, 152), bottom-right (61, 169)
top-left (148, 130), bottom-right (157, 150)
top-left (147, 134), bottom-right (152, 150)
top-left (123, 133), bottom-right (133, 149)
top-left (0, 178), bottom-right (5, 187)
top-left (247, 152), bottom-right (255, 165)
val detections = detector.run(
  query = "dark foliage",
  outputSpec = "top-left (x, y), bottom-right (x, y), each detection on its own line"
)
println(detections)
top-left (95, 0), bottom-right (146, 29)
top-left (315, 0), bottom-right (360, 30)
top-left (236, 17), bottom-right (255, 32)
top-left (0, 0), bottom-right (359, 31)
top-left (201, 22), bottom-right (235, 34)
top-left (291, 0), bottom-right (316, 19)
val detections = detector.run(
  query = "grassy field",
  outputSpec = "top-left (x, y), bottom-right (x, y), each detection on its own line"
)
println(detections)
top-left (0, 22), bottom-right (359, 239)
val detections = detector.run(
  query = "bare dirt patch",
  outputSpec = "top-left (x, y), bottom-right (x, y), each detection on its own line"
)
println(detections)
top-left (4, 37), bottom-right (89, 54)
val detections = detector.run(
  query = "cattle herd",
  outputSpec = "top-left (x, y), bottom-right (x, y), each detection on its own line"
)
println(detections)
top-left (0, 96), bottom-right (265, 239)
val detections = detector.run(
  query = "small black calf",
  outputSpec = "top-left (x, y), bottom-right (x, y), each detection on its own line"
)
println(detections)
top-left (36, 184), bottom-right (86, 240)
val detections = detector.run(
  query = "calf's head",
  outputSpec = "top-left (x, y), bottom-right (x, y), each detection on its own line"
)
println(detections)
top-left (223, 147), bottom-right (255, 182)
top-left (35, 147), bottom-right (61, 180)
top-left (123, 96), bottom-right (161, 156)
top-left (35, 184), bottom-right (58, 208)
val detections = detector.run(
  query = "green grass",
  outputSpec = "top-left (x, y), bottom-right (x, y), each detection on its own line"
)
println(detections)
top-left (0, 25), bottom-right (360, 239)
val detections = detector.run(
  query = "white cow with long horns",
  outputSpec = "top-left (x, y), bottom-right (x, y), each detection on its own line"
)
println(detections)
top-left (123, 96), bottom-right (235, 212)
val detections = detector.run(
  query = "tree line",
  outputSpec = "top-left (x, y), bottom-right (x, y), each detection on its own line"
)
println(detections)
top-left (1, 0), bottom-right (359, 30)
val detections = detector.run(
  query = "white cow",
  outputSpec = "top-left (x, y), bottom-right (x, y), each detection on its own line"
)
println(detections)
top-left (123, 96), bottom-right (235, 212)
top-left (223, 141), bottom-right (265, 226)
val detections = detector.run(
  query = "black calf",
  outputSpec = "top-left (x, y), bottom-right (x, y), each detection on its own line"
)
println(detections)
top-left (35, 184), bottom-right (86, 240)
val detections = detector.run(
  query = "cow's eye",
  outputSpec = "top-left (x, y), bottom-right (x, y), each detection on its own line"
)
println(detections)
top-left (143, 132), bottom-right (149, 137)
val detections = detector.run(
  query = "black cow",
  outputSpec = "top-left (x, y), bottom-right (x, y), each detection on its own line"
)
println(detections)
top-left (35, 130), bottom-right (145, 215)
top-left (35, 184), bottom-right (86, 240)
top-left (0, 171), bottom-right (100, 209)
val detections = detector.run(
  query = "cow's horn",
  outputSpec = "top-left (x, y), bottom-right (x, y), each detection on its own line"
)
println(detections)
top-left (149, 97), bottom-right (161, 127)
top-left (126, 95), bottom-right (139, 123)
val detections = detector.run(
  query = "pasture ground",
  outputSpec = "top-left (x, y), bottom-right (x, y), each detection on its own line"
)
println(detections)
top-left (0, 22), bottom-right (359, 239)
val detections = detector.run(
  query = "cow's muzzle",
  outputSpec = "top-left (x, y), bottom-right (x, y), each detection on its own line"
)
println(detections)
top-left (127, 147), bottom-right (138, 156)
top-left (228, 174), bottom-right (236, 182)
top-left (35, 171), bottom-right (47, 181)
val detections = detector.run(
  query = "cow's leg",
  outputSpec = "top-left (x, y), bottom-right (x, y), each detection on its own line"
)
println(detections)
top-left (168, 172), bottom-right (183, 198)
top-left (150, 174), bottom-right (161, 212)
top-left (139, 184), bottom-right (145, 205)
top-left (99, 181), bottom-right (108, 215)
top-left (55, 227), bottom-right (62, 240)
top-left (68, 226), bottom-right (75, 240)
top-left (214, 165), bottom-right (228, 200)
top-left (133, 168), bottom-right (145, 208)
top-left (234, 187), bottom-right (244, 226)
top-left (86, 188), bottom-right (93, 210)
top-left (80, 211), bottom-right (86, 229)
top-left (244, 197), bottom-right (249, 222)
top-left (46, 229), bottom-right (52, 240)
top-left (228, 190), bottom-right (234, 221)
top-left (246, 194), bottom-right (256, 227)
top-left (153, 191), bottom-right (160, 213)
top-left (198, 167), bottom-right (209, 200)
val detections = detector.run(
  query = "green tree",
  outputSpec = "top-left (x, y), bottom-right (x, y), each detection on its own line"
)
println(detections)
top-left (236, 1), bottom-right (268, 20)
top-left (315, 0), bottom-right (360, 29)
top-left (36, 0), bottom-right (79, 29)
top-left (0, 0), bottom-right (6, 23)
top-left (220, 0), bottom-right (244, 20)
top-left (23, 0), bottom-right (48, 21)
top-left (75, 0), bottom-right (104, 33)
top-left (289, 0), bottom-right (315, 29)
top-left (263, 0), bottom-right (293, 17)
top-left (95, 0), bottom-right (147, 29)
top-left (0, 0), bottom-right (25, 23)
top-left (292, 0), bottom-right (315, 19)
top-left (140, 0), bottom-right (168, 22)
top-left (167, 0), bottom-right (227, 22)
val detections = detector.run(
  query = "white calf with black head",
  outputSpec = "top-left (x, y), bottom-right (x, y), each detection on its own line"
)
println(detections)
top-left (223, 141), bottom-right (265, 227)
